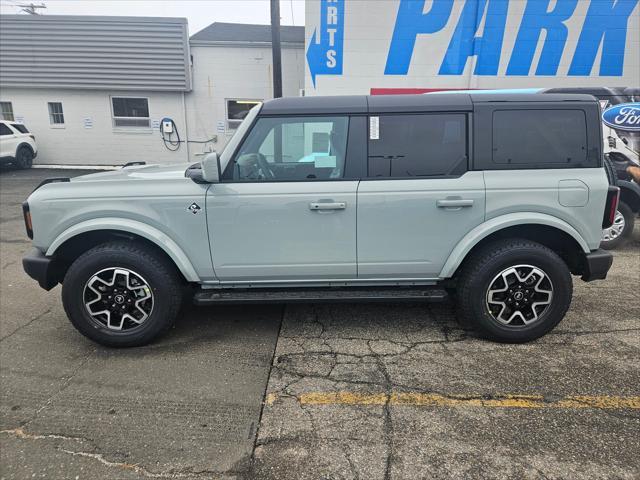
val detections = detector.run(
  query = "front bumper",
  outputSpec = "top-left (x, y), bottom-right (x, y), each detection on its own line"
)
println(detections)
top-left (22, 248), bottom-right (61, 290)
top-left (581, 249), bottom-right (613, 282)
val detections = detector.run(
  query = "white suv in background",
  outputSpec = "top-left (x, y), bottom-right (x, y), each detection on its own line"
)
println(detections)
top-left (0, 120), bottom-right (37, 169)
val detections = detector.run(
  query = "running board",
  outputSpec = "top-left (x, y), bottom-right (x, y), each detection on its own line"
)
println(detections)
top-left (193, 287), bottom-right (448, 305)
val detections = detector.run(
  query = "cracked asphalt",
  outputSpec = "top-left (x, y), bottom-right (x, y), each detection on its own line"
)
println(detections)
top-left (1, 168), bottom-right (639, 479)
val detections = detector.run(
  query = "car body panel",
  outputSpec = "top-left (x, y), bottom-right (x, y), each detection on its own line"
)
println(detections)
top-left (357, 171), bottom-right (486, 278)
top-left (206, 180), bottom-right (358, 281)
top-left (439, 212), bottom-right (591, 279)
top-left (46, 217), bottom-right (200, 282)
top-left (28, 163), bottom-right (214, 281)
top-left (484, 168), bottom-right (609, 251)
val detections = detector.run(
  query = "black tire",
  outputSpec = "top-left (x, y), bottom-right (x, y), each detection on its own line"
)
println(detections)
top-left (603, 154), bottom-right (618, 186)
top-left (15, 146), bottom-right (34, 169)
top-left (62, 241), bottom-right (183, 347)
top-left (457, 239), bottom-right (572, 343)
top-left (601, 201), bottom-right (635, 250)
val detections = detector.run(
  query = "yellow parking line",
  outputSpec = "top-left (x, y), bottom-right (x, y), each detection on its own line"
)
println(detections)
top-left (274, 392), bottom-right (640, 410)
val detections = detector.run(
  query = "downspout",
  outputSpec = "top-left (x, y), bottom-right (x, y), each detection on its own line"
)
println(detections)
top-left (181, 91), bottom-right (190, 162)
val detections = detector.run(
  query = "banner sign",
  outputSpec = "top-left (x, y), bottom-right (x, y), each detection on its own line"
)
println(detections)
top-left (306, 0), bottom-right (344, 86)
top-left (602, 103), bottom-right (640, 132)
top-left (385, 0), bottom-right (639, 77)
top-left (305, 0), bottom-right (640, 93)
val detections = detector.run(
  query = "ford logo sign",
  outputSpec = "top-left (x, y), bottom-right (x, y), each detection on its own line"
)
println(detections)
top-left (602, 103), bottom-right (640, 131)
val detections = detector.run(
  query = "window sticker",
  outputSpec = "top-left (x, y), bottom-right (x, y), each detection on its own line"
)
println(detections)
top-left (369, 116), bottom-right (379, 140)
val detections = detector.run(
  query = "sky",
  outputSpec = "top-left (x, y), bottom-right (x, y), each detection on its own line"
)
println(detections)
top-left (0, 0), bottom-right (306, 35)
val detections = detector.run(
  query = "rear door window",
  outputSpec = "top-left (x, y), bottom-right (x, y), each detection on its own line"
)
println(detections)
top-left (0, 124), bottom-right (12, 136)
top-left (492, 110), bottom-right (587, 165)
top-left (11, 123), bottom-right (29, 134)
top-left (367, 114), bottom-right (467, 178)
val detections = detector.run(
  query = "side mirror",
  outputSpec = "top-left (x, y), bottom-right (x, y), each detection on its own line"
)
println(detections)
top-left (201, 152), bottom-right (220, 183)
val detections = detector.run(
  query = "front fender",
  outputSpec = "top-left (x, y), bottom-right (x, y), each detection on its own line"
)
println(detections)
top-left (46, 217), bottom-right (200, 282)
top-left (439, 213), bottom-right (591, 279)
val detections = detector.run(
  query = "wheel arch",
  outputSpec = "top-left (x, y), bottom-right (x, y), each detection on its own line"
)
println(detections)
top-left (16, 142), bottom-right (35, 155)
top-left (47, 218), bottom-right (200, 283)
top-left (440, 214), bottom-right (590, 279)
top-left (618, 180), bottom-right (640, 213)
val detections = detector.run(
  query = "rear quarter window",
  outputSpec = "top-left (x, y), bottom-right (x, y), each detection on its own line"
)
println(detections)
top-left (492, 110), bottom-right (587, 166)
top-left (11, 123), bottom-right (29, 134)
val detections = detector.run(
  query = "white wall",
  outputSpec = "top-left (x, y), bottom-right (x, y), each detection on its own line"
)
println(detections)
top-left (0, 88), bottom-right (189, 165)
top-left (185, 44), bottom-right (304, 161)
top-left (1, 43), bottom-right (306, 166)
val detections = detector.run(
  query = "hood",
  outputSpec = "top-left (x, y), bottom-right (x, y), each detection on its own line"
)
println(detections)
top-left (71, 163), bottom-right (192, 183)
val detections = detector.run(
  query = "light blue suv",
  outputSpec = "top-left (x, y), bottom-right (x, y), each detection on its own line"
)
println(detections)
top-left (22, 93), bottom-right (619, 347)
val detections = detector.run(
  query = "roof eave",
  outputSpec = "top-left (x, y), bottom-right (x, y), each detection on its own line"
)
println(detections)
top-left (189, 40), bottom-right (304, 48)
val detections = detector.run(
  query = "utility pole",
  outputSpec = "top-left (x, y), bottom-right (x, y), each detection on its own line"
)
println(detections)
top-left (270, 0), bottom-right (283, 99)
top-left (18, 2), bottom-right (46, 14)
top-left (270, 0), bottom-right (283, 162)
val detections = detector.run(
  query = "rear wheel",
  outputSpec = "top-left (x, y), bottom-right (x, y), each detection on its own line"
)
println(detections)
top-left (62, 242), bottom-right (183, 347)
top-left (15, 146), bottom-right (33, 169)
top-left (457, 239), bottom-right (572, 343)
top-left (601, 201), bottom-right (634, 250)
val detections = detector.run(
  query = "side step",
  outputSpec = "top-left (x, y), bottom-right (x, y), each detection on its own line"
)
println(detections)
top-left (193, 287), bottom-right (448, 305)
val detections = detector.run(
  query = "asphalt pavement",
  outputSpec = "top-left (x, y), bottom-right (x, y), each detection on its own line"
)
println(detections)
top-left (1, 167), bottom-right (638, 479)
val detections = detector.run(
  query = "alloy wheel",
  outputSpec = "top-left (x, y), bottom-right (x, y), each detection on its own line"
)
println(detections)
top-left (486, 264), bottom-right (554, 326)
top-left (83, 267), bottom-right (153, 331)
top-left (602, 210), bottom-right (625, 242)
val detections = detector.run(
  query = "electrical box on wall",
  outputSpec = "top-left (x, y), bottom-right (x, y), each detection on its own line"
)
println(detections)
top-left (162, 120), bottom-right (174, 134)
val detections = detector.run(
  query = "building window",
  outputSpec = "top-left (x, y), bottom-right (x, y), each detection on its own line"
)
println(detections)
top-left (226, 99), bottom-right (261, 130)
top-left (111, 97), bottom-right (150, 128)
top-left (48, 102), bottom-right (65, 125)
top-left (0, 102), bottom-right (14, 121)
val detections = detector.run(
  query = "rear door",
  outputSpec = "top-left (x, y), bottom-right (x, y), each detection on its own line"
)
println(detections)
top-left (357, 113), bottom-right (485, 279)
top-left (206, 115), bottom-right (362, 282)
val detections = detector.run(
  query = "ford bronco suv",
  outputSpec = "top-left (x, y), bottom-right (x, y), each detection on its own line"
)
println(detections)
top-left (22, 93), bottom-right (619, 347)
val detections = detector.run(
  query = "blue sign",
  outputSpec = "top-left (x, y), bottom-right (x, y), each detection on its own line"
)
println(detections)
top-left (385, 0), bottom-right (639, 77)
top-left (602, 103), bottom-right (640, 131)
top-left (307, 0), bottom-right (344, 87)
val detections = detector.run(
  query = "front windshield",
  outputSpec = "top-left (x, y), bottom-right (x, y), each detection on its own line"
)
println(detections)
top-left (219, 103), bottom-right (262, 173)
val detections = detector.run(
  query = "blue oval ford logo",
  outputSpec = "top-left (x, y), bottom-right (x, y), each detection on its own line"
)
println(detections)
top-left (602, 102), bottom-right (640, 131)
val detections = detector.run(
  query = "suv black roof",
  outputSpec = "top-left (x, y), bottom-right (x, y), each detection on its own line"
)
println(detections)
top-left (259, 93), bottom-right (599, 116)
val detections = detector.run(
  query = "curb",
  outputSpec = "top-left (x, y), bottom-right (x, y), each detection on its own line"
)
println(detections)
top-left (32, 165), bottom-right (119, 171)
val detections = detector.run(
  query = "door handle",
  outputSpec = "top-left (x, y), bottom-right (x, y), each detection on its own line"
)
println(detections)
top-left (436, 199), bottom-right (474, 208)
top-left (309, 202), bottom-right (346, 211)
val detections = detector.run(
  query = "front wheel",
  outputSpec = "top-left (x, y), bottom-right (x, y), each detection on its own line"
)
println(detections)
top-left (62, 242), bottom-right (183, 347)
top-left (15, 146), bottom-right (33, 169)
top-left (457, 239), bottom-right (572, 343)
top-left (601, 201), bottom-right (635, 250)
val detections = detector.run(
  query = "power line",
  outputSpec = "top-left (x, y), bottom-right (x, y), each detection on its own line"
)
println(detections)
top-left (16, 2), bottom-right (46, 14)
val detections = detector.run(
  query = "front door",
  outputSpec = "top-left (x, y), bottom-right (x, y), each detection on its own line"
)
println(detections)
top-left (357, 113), bottom-right (485, 279)
top-left (206, 115), bottom-right (358, 282)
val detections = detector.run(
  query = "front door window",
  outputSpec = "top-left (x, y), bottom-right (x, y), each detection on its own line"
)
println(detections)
top-left (226, 116), bottom-right (349, 181)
